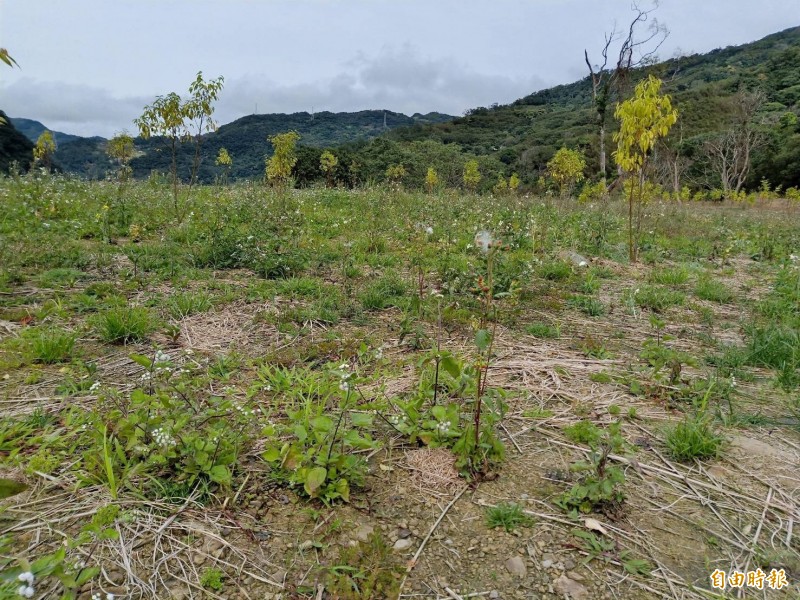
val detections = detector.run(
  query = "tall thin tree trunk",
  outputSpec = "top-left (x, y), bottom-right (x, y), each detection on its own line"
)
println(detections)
top-left (599, 123), bottom-right (606, 180)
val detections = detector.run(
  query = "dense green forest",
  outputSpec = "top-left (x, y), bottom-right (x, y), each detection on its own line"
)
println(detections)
top-left (386, 26), bottom-right (800, 191)
top-left (3, 26), bottom-right (800, 192)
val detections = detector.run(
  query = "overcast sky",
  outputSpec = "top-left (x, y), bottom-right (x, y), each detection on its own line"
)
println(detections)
top-left (1, 0), bottom-right (798, 137)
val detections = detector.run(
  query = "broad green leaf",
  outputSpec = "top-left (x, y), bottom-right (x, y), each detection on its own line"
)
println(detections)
top-left (440, 355), bottom-right (461, 378)
top-left (294, 423), bottom-right (308, 442)
top-left (209, 465), bottom-right (231, 486)
top-left (475, 329), bottom-right (491, 351)
top-left (262, 447), bottom-right (281, 463)
top-left (349, 412), bottom-right (373, 428)
top-left (129, 353), bottom-right (153, 368)
top-left (431, 405), bottom-right (447, 421)
top-left (310, 416), bottom-right (333, 432)
top-left (336, 478), bottom-right (350, 502)
top-left (304, 467), bottom-right (327, 496)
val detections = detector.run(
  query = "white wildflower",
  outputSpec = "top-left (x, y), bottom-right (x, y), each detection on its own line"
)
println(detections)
top-left (339, 381), bottom-right (350, 392)
top-left (18, 586), bottom-right (34, 598)
top-left (425, 226), bottom-right (434, 235)
top-left (89, 381), bottom-right (101, 392)
top-left (17, 573), bottom-right (34, 585)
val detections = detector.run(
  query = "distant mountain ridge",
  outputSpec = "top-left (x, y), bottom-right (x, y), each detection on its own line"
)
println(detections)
top-left (6, 109), bottom-right (455, 181)
top-left (9, 118), bottom-right (84, 147)
top-left (4, 25), bottom-right (800, 190)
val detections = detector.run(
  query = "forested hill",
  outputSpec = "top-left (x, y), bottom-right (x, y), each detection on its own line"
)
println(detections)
top-left (6, 109), bottom-right (453, 182)
top-left (5, 25), bottom-right (800, 191)
top-left (10, 118), bottom-right (82, 147)
top-left (0, 112), bottom-right (34, 173)
top-left (386, 25), bottom-right (800, 190)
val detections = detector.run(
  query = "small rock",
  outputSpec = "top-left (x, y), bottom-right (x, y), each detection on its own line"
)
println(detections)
top-left (393, 538), bottom-right (413, 551)
top-left (298, 540), bottom-right (314, 551)
top-left (397, 528), bottom-right (412, 539)
top-left (542, 559), bottom-right (553, 569)
top-left (554, 574), bottom-right (589, 600)
top-left (505, 556), bottom-right (527, 578)
top-left (192, 553), bottom-right (205, 566)
top-left (520, 493), bottom-right (529, 500)
top-left (355, 524), bottom-right (374, 542)
top-left (489, 592), bottom-right (500, 600)
top-left (567, 570), bottom-right (585, 582)
top-left (564, 558), bottom-right (576, 570)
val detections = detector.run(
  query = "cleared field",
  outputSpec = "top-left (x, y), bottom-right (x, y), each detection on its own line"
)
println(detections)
top-left (0, 176), bottom-right (798, 599)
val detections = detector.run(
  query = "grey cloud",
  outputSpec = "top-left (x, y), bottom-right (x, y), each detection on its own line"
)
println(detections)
top-left (216, 46), bottom-right (546, 123)
top-left (2, 46), bottom-right (546, 137)
top-left (0, 78), bottom-right (149, 137)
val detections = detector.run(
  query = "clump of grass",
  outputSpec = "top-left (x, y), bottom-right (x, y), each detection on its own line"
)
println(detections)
top-left (26, 327), bottom-right (77, 364)
top-left (649, 265), bottom-right (689, 286)
top-left (94, 306), bottom-right (152, 344)
top-left (360, 270), bottom-right (407, 310)
top-left (485, 502), bottom-right (534, 532)
top-left (664, 416), bottom-right (724, 461)
top-left (277, 276), bottom-right (326, 298)
top-left (695, 278), bottom-right (734, 304)
top-left (525, 322), bottom-right (560, 339)
top-left (38, 268), bottom-right (85, 288)
top-left (167, 290), bottom-right (213, 319)
top-left (567, 295), bottom-right (606, 317)
top-left (579, 272), bottom-right (601, 294)
top-left (746, 324), bottom-right (799, 370)
top-left (539, 259), bottom-right (572, 281)
top-left (634, 285), bottom-right (685, 312)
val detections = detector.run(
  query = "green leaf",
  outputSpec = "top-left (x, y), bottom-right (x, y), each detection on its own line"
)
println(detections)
top-left (209, 465), bottom-right (231, 486)
top-left (349, 412), bottom-right (373, 428)
top-left (336, 478), bottom-right (350, 502)
top-left (475, 329), bottom-right (491, 351)
top-left (75, 566), bottom-right (100, 586)
top-left (129, 353), bottom-right (153, 368)
top-left (440, 355), bottom-right (461, 378)
top-left (310, 416), bottom-right (333, 432)
top-left (294, 423), bottom-right (308, 442)
top-left (304, 467), bottom-right (327, 497)
top-left (262, 446), bottom-right (281, 463)
top-left (431, 405), bottom-right (447, 421)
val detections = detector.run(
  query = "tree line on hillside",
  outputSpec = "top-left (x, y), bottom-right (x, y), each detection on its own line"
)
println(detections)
top-left (4, 19), bottom-right (800, 197)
